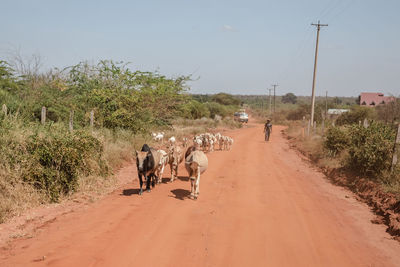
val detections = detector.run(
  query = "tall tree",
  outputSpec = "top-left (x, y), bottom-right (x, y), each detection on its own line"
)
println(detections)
top-left (281, 93), bottom-right (297, 104)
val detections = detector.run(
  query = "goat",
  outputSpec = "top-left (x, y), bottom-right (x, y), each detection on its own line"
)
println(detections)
top-left (168, 136), bottom-right (176, 145)
top-left (152, 132), bottom-right (165, 143)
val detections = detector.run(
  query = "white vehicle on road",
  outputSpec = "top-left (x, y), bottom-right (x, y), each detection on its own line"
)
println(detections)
top-left (234, 112), bottom-right (248, 123)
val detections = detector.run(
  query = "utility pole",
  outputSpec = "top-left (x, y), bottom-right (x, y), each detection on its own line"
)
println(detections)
top-left (310, 21), bottom-right (328, 126)
top-left (325, 91), bottom-right (328, 119)
top-left (268, 88), bottom-right (273, 116)
top-left (272, 84), bottom-right (278, 114)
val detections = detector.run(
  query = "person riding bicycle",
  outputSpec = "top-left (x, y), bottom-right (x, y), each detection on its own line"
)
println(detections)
top-left (264, 119), bottom-right (272, 141)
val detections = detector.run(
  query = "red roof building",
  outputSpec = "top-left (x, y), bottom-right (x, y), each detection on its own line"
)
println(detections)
top-left (359, 92), bottom-right (394, 107)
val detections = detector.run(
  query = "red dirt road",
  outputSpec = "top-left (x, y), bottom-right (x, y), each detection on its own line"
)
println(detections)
top-left (2, 123), bottom-right (400, 267)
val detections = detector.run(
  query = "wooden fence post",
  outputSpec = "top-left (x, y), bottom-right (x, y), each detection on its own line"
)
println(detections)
top-left (302, 116), bottom-right (305, 138)
top-left (363, 118), bottom-right (369, 128)
top-left (2, 104), bottom-right (7, 116)
top-left (307, 119), bottom-right (310, 137)
top-left (69, 110), bottom-right (74, 132)
top-left (90, 110), bottom-right (94, 128)
top-left (41, 106), bottom-right (46, 125)
top-left (391, 124), bottom-right (400, 172)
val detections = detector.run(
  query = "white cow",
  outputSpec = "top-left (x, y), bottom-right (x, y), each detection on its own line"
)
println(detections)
top-left (155, 149), bottom-right (169, 184)
top-left (185, 150), bottom-right (208, 200)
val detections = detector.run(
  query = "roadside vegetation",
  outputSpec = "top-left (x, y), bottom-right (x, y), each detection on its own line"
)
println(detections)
top-left (241, 92), bottom-right (400, 237)
top-left (0, 59), bottom-right (241, 223)
top-left (281, 98), bottom-right (400, 197)
top-left (242, 91), bottom-right (399, 195)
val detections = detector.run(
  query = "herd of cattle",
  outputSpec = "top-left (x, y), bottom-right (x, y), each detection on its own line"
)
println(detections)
top-left (135, 132), bottom-right (234, 199)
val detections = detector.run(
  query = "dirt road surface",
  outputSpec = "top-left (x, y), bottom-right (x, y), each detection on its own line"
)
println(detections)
top-left (2, 123), bottom-right (400, 267)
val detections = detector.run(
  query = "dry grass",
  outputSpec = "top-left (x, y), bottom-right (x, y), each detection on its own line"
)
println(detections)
top-left (285, 122), bottom-right (341, 169)
top-left (0, 178), bottom-right (45, 223)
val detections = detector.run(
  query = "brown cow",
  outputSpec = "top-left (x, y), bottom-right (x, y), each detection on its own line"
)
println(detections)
top-left (167, 145), bottom-right (183, 182)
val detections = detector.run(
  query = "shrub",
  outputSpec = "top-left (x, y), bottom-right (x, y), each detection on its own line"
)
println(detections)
top-left (23, 128), bottom-right (109, 202)
top-left (376, 98), bottom-right (400, 124)
top-left (345, 122), bottom-right (395, 177)
top-left (336, 106), bottom-right (376, 126)
top-left (282, 93), bottom-right (297, 104)
top-left (205, 102), bottom-right (236, 119)
top-left (324, 126), bottom-right (350, 156)
top-left (286, 104), bottom-right (309, 121)
top-left (211, 93), bottom-right (241, 106)
top-left (179, 100), bottom-right (210, 119)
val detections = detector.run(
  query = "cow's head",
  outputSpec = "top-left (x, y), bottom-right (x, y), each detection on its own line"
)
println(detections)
top-left (136, 150), bottom-right (151, 172)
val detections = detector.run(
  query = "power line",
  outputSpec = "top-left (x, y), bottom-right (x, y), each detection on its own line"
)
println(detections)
top-left (326, 0), bottom-right (355, 23)
top-left (277, 27), bottom-right (314, 83)
top-left (310, 21), bottom-right (328, 126)
top-left (319, 0), bottom-right (343, 20)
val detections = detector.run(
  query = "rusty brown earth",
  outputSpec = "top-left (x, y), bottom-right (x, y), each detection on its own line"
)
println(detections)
top-left (1, 122), bottom-right (400, 266)
top-left (286, 133), bottom-right (400, 240)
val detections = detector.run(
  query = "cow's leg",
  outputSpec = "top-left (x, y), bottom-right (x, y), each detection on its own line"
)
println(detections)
top-left (138, 173), bottom-right (143, 195)
top-left (158, 165), bottom-right (164, 184)
top-left (195, 172), bottom-right (201, 199)
top-left (145, 174), bottom-right (151, 192)
top-left (170, 163), bottom-right (175, 182)
top-left (151, 174), bottom-right (156, 188)
top-left (190, 178), bottom-right (195, 199)
top-left (174, 165), bottom-right (178, 181)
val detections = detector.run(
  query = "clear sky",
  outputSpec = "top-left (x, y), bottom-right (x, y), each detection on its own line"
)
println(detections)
top-left (1, 0), bottom-right (399, 97)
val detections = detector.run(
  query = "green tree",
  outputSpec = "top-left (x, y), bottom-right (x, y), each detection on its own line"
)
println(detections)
top-left (281, 93), bottom-right (297, 104)
top-left (211, 93), bottom-right (241, 106)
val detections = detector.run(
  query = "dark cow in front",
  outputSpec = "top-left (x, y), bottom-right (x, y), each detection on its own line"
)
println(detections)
top-left (135, 144), bottom-right (160, 195)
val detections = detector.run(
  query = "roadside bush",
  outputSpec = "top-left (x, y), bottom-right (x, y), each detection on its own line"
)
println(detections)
top-left (376, 98), bottom-right (400, 124)
top-left (336, 106), bottom-right (376, 126)
top-left (0, 115), bottom-right (109, 204)
top-left (286, 104), bottom-right (309, 121)
top-left (24, 128), bottom-right (109, 202)
top-left (180, 100), bottom-right (210, 119)
top-left (205, 102), bottom-right (236, 119)
top-left (324, 126), bottom-right (350, 156)
top-left (345, 122), bottom-right (395, 177)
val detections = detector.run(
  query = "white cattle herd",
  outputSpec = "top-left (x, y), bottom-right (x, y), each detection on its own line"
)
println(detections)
top-left (135, 132), bottom-right (233, 199)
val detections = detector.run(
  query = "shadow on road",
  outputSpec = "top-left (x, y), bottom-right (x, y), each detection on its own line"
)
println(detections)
top-left (161, 177), bottom-right (171, 183)
top-left (170, 189), bottom-right (190, 200)
top-left (177, 176), bottom-right (189, 182)
top-left (121, 188), bottom-right (141, 196)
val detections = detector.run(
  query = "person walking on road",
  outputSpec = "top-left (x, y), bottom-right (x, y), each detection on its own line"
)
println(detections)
top-left (264, 119), bottom-right (272, 141)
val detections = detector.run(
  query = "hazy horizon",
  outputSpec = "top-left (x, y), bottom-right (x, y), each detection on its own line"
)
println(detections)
top-left (1, 0), bottom-right (399, 97)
